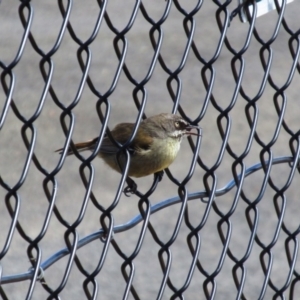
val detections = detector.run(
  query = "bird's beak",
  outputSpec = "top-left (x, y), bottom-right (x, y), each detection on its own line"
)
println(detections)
top-left (185, 124), bottom-right (201, 136)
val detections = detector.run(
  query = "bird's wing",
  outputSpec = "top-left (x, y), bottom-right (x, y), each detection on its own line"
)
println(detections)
top-left (100, 123), bottom-right (153, 155)
top-left (56, 122), bottom-right (155, 155)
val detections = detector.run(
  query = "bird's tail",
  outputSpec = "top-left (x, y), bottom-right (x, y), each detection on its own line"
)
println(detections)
top-left (55, 138), bottom-right (98, 155)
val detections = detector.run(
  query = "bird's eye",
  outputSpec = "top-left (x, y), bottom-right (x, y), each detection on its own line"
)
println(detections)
top-left (174, 121), bottom-right (180, 128)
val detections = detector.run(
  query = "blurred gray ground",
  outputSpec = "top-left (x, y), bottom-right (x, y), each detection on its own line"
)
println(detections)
top-left (1, 1), bottom-right (300, 299)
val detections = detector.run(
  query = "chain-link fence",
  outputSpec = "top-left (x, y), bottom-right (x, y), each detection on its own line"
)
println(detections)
top-left (1, 0), bottom-right (300, 299)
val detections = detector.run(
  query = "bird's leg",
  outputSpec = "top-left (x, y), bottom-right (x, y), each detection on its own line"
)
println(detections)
top-left (124, 177), bottom-right (137, 196)
top-left (123, 171), bottom-right (163, 196)
top-left (155, 170), bottom-right (164, 182)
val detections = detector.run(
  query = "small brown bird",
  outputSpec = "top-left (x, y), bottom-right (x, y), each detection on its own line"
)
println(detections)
top-left (56, 113), bottom-right (200, 194)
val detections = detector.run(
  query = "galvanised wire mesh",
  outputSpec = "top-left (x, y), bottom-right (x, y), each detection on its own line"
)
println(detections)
top-left (1, 0), bottom-right (300, 299)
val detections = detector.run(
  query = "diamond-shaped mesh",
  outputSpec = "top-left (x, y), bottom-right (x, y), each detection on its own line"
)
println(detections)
top-left (1, 0), bottom-right (300, 299)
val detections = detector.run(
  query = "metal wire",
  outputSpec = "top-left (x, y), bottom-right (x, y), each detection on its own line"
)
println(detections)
top-left (1, 0), bottom-right (300, 299)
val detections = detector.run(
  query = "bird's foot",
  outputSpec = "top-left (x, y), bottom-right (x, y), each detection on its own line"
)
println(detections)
top-left (155, 170), bottom-right (164, 182)
top-left (124, 177), bottom-right (137, 197)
